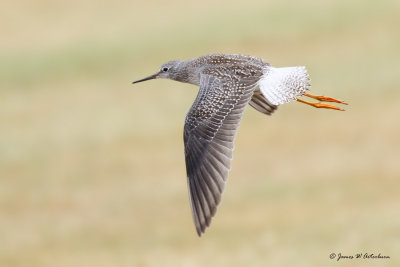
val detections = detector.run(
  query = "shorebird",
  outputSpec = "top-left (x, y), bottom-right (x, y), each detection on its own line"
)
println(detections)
top-left (132, 54), bottom-right (347, 236)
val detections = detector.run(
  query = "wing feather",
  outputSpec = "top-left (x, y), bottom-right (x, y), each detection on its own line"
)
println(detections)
top-left (249, 91), bottom-right (278, 115)
top-left (184, 73), bottom-right (256, 236)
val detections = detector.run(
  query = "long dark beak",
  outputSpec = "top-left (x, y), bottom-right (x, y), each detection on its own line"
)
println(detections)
top-left (132, 72), bottom-right (159, 84)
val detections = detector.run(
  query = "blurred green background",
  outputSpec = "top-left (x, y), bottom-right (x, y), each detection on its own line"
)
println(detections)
top-left (1, 0), bottom-right (399, 266)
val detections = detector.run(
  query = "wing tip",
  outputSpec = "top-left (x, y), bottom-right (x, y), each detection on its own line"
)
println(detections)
top-left (196, 226), bottom-right (204, 237)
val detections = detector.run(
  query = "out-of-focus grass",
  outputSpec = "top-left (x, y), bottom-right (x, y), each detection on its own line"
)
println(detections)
top-left (1, 0), bottom-right (400, 266)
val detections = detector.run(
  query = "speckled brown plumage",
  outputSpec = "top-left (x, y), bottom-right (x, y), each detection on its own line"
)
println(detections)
top-left (132, 53), bottom-right (345, 236)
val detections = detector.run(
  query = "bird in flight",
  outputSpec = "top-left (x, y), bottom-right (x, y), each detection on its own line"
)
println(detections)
top-left (132, 54), bottom-right (347, 236)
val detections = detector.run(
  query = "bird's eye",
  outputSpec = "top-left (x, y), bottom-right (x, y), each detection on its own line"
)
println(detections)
top-left (162, 67), bottom-right (169, 72)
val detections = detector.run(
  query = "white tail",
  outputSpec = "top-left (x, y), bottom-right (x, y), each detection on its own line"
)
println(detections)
top-left (258, 66), bottom-right (310, 105)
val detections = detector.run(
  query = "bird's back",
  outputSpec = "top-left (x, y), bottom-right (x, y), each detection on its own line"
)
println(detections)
top-left (185, 54), bottom-right (270, 126)
top-left (186, 54), bottom-right (277, 116)
top-left (188, 54), bottom-right (269, 79)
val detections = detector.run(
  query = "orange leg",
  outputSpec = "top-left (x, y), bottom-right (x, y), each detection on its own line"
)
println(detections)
top-left (296, 98), bottom-right (345, 111)
top-left (304, 93), bottom-right (348, 105)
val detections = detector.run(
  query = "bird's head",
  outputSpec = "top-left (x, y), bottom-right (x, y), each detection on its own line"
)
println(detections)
top-left (132, 60), bottom-right (183, 84)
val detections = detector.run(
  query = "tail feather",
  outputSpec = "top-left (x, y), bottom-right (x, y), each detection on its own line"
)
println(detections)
top-left (258, 66), bottom-right (310, 105)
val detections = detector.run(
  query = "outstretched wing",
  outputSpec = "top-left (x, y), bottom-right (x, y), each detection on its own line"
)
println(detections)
top-left (184, 73), bottom-right (257, 236)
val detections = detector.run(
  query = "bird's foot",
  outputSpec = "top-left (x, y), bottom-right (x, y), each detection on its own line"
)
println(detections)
top-left (296, 93), bottom-right (347, 111)
top-left (304, 93), bottom-right (348, 105)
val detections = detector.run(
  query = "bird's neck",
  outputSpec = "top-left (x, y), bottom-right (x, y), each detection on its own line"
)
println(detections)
top-left (171, 60), bottom-right (201, 86)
